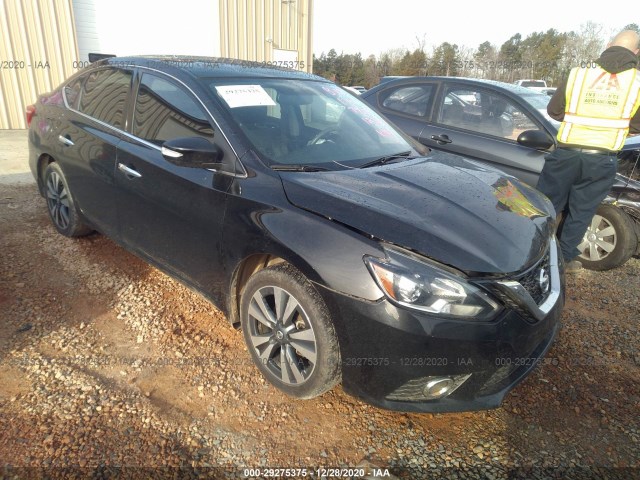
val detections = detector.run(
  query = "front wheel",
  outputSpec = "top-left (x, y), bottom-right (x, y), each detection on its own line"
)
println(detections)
top-left (240, 263), bottom-right (341, 399)
top-left (577, 204), bottom-right (637, 270)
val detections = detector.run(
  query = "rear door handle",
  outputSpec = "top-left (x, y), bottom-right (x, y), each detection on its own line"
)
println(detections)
top-left (431, 134), bottom-right (452, 145)
top-left (58, 135), bottom-right (74, 146)
top-left (118, 163), bottom-right (142, 178)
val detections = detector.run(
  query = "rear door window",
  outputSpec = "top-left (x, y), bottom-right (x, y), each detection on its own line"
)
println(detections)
top-left (380, 85), bottom-right (434, 118)
top-left (78, 68), bottom-right (132, 129)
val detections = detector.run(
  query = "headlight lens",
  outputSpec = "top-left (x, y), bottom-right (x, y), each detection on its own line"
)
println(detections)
top-left (364, 247), bottom-right (501, 320)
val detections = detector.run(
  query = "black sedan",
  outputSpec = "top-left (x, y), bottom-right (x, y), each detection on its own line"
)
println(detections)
top-left (28, 57), bottom-right (563, 413)
top-left (362, 77), bottom-right (640, 271)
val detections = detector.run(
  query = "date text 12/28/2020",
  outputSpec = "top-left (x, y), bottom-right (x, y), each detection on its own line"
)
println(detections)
top-left (243, 467), bottom-right (392, 478)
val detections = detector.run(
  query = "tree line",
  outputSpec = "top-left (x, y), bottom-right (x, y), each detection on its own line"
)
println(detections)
top-left (312, 23), bottom-right (640, 89)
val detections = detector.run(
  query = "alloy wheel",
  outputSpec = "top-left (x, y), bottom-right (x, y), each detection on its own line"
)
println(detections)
top-left (46, 171), bottom-right (70, 230)
top-left (246, 286), bottom-right (317, 386)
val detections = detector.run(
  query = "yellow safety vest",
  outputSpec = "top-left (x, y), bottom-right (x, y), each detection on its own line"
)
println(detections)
top-left (557, 66), bottom-right (640, 150)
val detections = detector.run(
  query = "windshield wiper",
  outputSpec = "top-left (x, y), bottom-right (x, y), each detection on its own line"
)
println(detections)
top-left (358, 151), bottom-right (416, 169)
top-left (270, 164), bottom-right (330, 172)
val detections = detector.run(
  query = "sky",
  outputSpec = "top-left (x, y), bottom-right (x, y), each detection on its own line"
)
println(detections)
top-left (312, 0), bottom-right (630, 57)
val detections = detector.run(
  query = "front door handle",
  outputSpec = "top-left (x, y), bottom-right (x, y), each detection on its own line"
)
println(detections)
top-left (58, 135), bottom-right (74, 146)
top-left (431, 134), bottom-right (453, 145)
top-left (118, 163), bottom-right (142, 178)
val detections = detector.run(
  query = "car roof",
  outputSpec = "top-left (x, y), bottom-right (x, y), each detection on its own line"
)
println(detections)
top-left (367, 76), bottom-right (543, 97)
top-left (95, 55), bottom-right (326, 82)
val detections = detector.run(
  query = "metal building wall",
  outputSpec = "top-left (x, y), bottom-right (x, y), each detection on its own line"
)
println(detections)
top-left (0, 0), bottom-right (79, 129)
top-left (219, 0), bottom-right (313, 73)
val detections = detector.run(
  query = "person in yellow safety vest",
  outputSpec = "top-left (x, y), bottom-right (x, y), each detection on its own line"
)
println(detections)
top-left (538, 30), bottom-right (640, 273)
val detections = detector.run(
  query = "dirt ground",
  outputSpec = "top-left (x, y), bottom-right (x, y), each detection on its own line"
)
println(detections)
top-left (0, 182), bottom-right (639, 479)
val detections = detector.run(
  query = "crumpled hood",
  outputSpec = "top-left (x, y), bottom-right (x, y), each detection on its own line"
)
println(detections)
top-left (281, 154), bottom-right (554, 274)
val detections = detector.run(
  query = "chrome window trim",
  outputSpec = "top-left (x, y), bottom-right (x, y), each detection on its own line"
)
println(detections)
top-left (61, 64), bottom-right (248, 179)
top-left (496, 237), bottom-right (561, 321)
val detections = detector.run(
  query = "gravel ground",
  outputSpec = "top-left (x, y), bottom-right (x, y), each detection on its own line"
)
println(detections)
top-left (0, 183), bottom-right (639, 480)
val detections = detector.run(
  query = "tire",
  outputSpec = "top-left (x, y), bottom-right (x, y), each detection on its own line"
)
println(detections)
top-left (240, 263), bottom-right (341, 399)
top-left (43, 163), bottom-right (92, 237)
top-left (577, 204), bottom-right (637, 271)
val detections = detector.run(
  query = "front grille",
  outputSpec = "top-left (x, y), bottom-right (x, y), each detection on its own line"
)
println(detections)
top-left (515, 251), bottom-right (551, 305)
top-left (489, 288), bottom-right (537, 323)
top-left (482, 244), bottom-right (556, 324)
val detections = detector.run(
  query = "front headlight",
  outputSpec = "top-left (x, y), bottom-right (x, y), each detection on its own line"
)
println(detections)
top-left (364, 246), bottom-right (501, 320)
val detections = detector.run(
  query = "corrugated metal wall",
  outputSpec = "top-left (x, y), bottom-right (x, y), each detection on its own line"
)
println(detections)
top-left (219, 0), bottom-right (313, 73)
top-left (0, 0), bottom-right (313, 129)
top-left (0, 0), bottom-right (79, 129)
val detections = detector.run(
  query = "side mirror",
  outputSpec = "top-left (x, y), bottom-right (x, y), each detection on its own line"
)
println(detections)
top-left (161, 137), bottom-right (224, 168)
top-left (517, 130), bottom-right (555, 150)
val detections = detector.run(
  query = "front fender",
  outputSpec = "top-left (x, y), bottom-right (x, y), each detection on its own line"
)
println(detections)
top-left (259, 209), bottom-right (386, 300)
top-left (221, 199), bottom-right (386, 324)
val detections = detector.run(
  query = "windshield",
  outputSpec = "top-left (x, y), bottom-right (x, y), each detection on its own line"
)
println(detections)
top-left (520, 93), bottom-right (551, 110)
top-left (201, 79), bottom-right (414, 168)
top-left (518, 93), bottom-right (561, 129)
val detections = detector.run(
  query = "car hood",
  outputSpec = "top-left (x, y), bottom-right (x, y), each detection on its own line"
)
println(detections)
top-left (613, 171), bottom-right (640, 193)
top-left (622, 135), bottom-right (640, 152)
top-left (280, 154), bottom-right (554, 274)
top-left (537, 109), bottom-right (561, 129)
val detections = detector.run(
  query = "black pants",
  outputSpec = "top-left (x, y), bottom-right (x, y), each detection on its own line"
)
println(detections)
top-left (536, 148), bottom-right (617, 262)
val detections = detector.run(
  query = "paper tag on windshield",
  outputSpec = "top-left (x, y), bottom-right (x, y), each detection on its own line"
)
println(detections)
top-left (215, 85), bottom-right (276, 108)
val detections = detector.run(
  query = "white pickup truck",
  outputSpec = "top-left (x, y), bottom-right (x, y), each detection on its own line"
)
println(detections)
top-left (513, 79), bottom-right (548, 92)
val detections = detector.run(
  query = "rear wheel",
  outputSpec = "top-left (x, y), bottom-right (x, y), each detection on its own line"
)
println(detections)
top-left (577, 204), bottom-right (637, 270)
top-left (240, 263), bottom-right (341, 399)
top-left (44, 163), bottom-right (92, 237)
